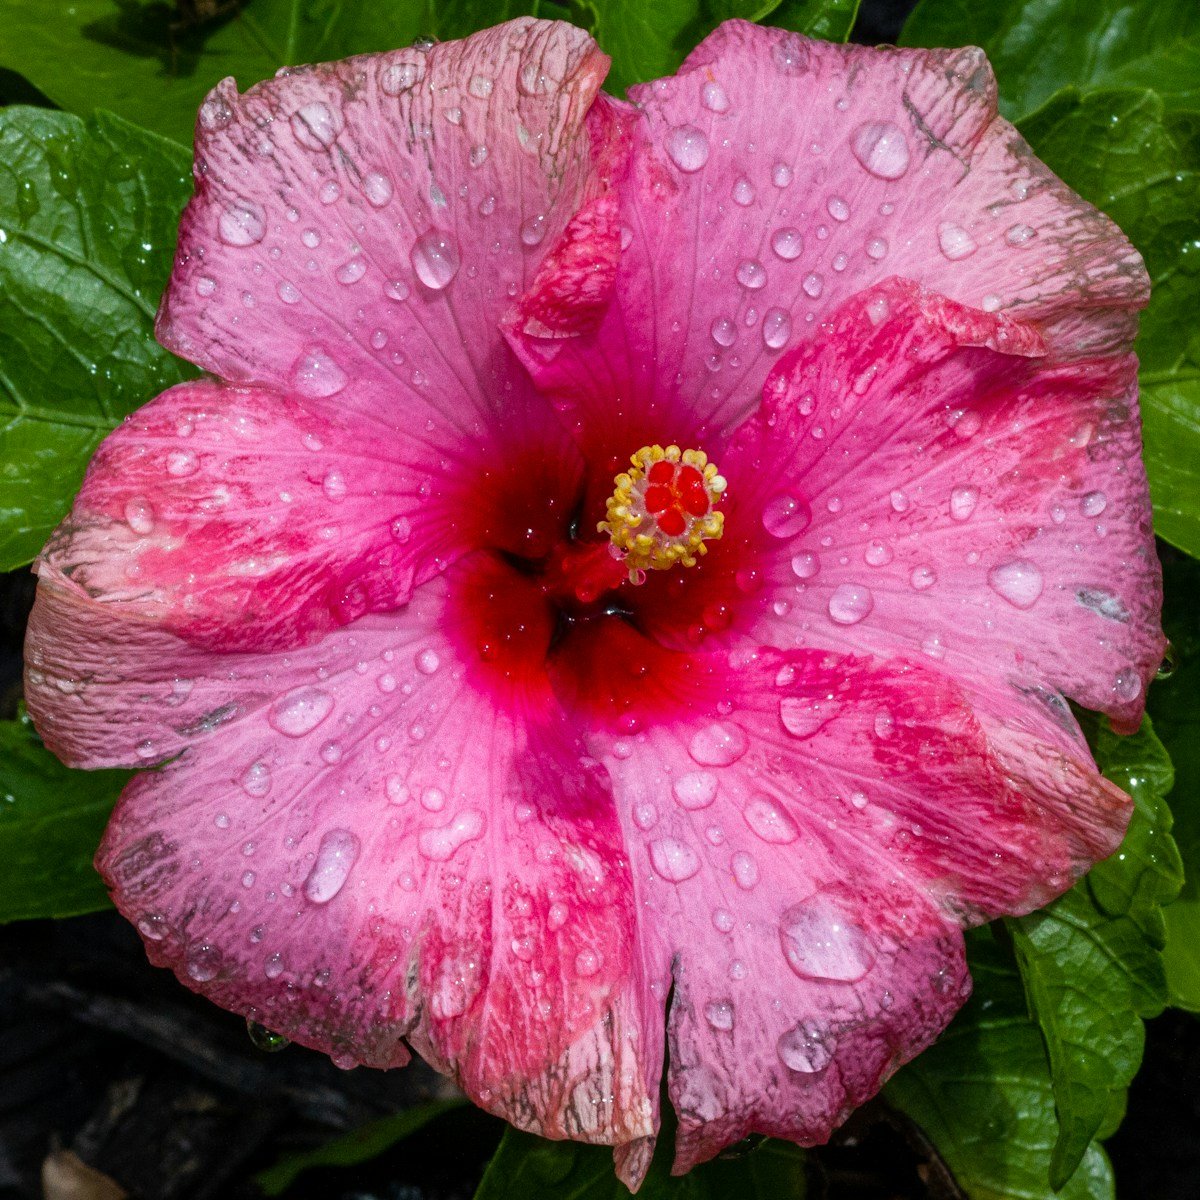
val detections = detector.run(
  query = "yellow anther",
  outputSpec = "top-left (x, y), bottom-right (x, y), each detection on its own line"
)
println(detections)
top-left (598, 444), bottom-right (726, 582)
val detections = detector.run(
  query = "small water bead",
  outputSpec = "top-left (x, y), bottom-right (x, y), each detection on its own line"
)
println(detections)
top-left (336, 257), bottom-right (366, 285)
top-left (938, 222), bottom-right (977, 260)
top-left (293, 348), bottom-right (348, 398)
top-left (851, 120), bottom-right (910, 179)
top-left (866, 237), bottom-right (888, 260)
top-left (1113, 667), bottom-right (1142, 702)
top-left (705, 1000), bottom-right (735, 1031)
top-left (241, 761), bottom-right (272, 797)
top-left (468, 73), bottom-right (494, 98)
top-left (762, 308), bottom-right (791, 350)
top-left (520, 213), bottom-right (547, 246)
top-left (772, 162), bottom-right (793, 187)
top-left (418, 810), bottom-right (485, 861)
top-left (268, 687), bottom-right (334, 737)
top-left (701, 80), bottom-right (729, 112)
top-left (802, 272), bottom-right (824, 298)
top-left (138, 913), bottom-right (167, 941)
top-left (304, 828), bottom-right (360, 904)
top-left (290, 101), bottom-right (342, 150)
top-left (665, 125), bottom-right (709, 173)
top-left (889, 489), bottom-right (909, 513)
top-left (736, 259), bottom-right (767, 290)
top-left (381, 59), bottom-right (424, 93)
top-left (1005, 223), bottom-right (1037, 246)
top-left (385, 775), bottom-right (409, 804)
top-left (166, 449), bottom-right (198, 477)
top-left (370, 329), bottom-right (388, 350)
top-left (730, 850), bottom-right (759, 889)
top-left (246, 1019), bottom-right (290, 1052)
top-left (649, 838), bottom-right (701, 883)
top-left (732, 177), bottom-right (756, 206)
top-left (826, 196), bottom-right (850, 222)
top-left (864, 540), bottom-right (893, 567)
top-left (791, 551), bottom-right (820, 580)
top-left (264, 953), bottom-right (285, 979)
top-left (779, 696), bottom-right (836, 739)
top-left (1081, 490), bottom-right (1108, 517)
top-left (421, 786), bottom-right (446, 812)
top-left (673, 770), bottom-right (719, 810)
top-left (416, 648), bottom-right (441, 675)
top-left (831, 252), bottom-right (848, 272)
top-left (778, 1022), bottom-right (836, 1074)
top-left (195, 275), bottom-right (216, 297)
top-left (469, 145), bottom-right (489, 167)
top-left (410, 229), bottom-right (461, 290)
top-left (277, 280), bottom-right (301, 304)
top-left (988, 559), bottom-right (1044, 609)
top-left (743, 794), bottom-right (799, 844)
top-left (712, 908), bottom-right (735, 932)
top-left (761, 491), bottom-right (811, 538)
top-left (218, 201), bottom-right (266, 247)
top-left (322, 470), bottom-right (347, 502)
top-left (910, 564), bottom-right (937, 591)
top-left (575, 948), bottom-right (602, 977)
top-left (827, 583), bottom-right (874, 625)
top-left (710, 316), bottom-right (737, 348)
top-left (780, 895), bottom-right (875, 982)
top-left (1077, 588), bottom-right (1130, 622)
top-left (771, 227), bottom-right (803, 260)
top-left (949, 486), bottom-right (979, 521)
top-left (186, 943), bottom-right (222, 983)
top-left (688, 722), bottom-right (748, 767)
top-left (124, 496), bottom-right (154, 535)
top-left (319, 180), bottom-right (340, 205)
top-left (319, 740), bottom-right (343, 764)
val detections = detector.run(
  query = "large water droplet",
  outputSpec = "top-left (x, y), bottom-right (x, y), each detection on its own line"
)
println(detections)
top-left (166, 449), bottom-right (198, 477)
top-left (988, 559), bottom-right (1044, 609)
top-left (771, 227), bottom-right (803, 261)
top-left (688, 722), bottom-right (748, 767)
top-left (246, 1018), bottom-right (290, 1052)
top-left (938, 222), bottom-right (977, 260)
top-left (268, 687), bottom-right (334, 737)
top-left (380, 60), bottom-right (424, 94)
top-left (736, 259), bottom-right (767, 290)
top-left (851, 121), bottom-right (910, 179)
top-left (649, 838), bottom-right (701, 883)
top-left (761, 491), bottom-right (811, 538)
top-left (1113, 667), bottom-right (1142, 702)
top-left (827, 583), bottom-right (874, 625)
top-left (791, 551), bottom-right (820, 580)
top-left (290, 101), bottom-right (342, 150)
top-left (304, 828), bottom-right (360, 904)
top-left (241, 761), bottom-right (272, 797)
top-left (362, 172), bottom-right (394, 207)
top-left (778, 1021), bottom-right (837, 1074)
top-left (949, 486), bottom-right (979, 521)
top-left (124, 496), bottom-right (154, 535)
top-left (292, 348), bottom-right (348, 398)
top-left (780, 895), bottom-right (875, 982)
top-left (701, 81), bottom-right (729, 113)
top-left (186, 943), bottom-right (222, 983)
top-left (218, 201), bottom-right (266, 247)
top-left (762, 308), bottom-right (791, 349)
top-left (410, 229), bottom-right (461, 290)
top-left (665, 125), bottom-right (709, 173)
top-left (743, 794), bottom-right (799, 843)
top-left (705, 1000), bottom-right (735, 1031)
top-left (1081, 490), bottom-right (1108, 517)
top-left (710, 316), bottom-right (737, 348)
top-left (673, 770), bottom-right (719, 810)
top-left (779, 696), bottom-right (836, 739)
top-left (418, 810), bottom-right (485, 861)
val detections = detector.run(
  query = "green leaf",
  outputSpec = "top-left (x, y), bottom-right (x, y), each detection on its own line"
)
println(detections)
top-left (1007, 717), bottom-right (1181, 1186)
top-left (1150, 553), bottom-right (1200, 1010)
top-left (0, 105), bottom-right (198, 571)
top-left (254, 1099), bottom-right (467, 1196)
top-left (760, 0), bottom-right (860, 43)
top-left (886, 931), bottom-right (1115, 1200)
top-left (0, 710), bottom-right (129, 922)
top-left (475, 1124), bottom-right (807, 1200)
top-left (900, 0), bottom-right (1200, 123)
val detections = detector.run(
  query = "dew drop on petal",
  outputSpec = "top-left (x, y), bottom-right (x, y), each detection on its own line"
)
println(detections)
top-left (772, 162), bottom-right (792, 187)
top-left (362, 172), bottom-right (394, 207)
top-left (910, 565), bottom-right (937, 591)
top-left (938, 222), bottom-right (977, 260)
top-left (779, 696), bottom-right (835, 739)
top-left (665, 125), bottom-right (709, 172)
top-left (988, 560), bottom-right (1044, 609)
top-left (705, 1000), bottom-right (735, 1031)
top-left (791, 551), bottom-right (820, 580)
top-left (277, 280), bottom-right (301, 304)
top-left (762, 308), bottom-right (791, 349)
top-left (268, 687), bottom-right (334, 737)
top-left (264, 953), bottom-right (285, 979)
top-left (828, 583), bottom-right (873, 625)
top-left (186, 943), bottom-right (222, 982)
top-left (167, 449), bottom-right (198, 477)
top-left (410, 229), bottom-right (460, 290)
top-left (292, 348), bottom-right (348, 398)
top-left (218, 201), bottom-right (266, 246)
top-left (1082, 490), bottom-right (1108, 517)
top-left (771, 227), bottom-right (803, 260)
top-left (761, 491), bottom-right (811, 538)
top-left (303, 828), bottom-right (360, 904)
top-left (290, 101), bottom-right (342, 150)
top-left (688, 722), bottom-right (748, 767)
top-left (949, 486), bottom-right (979, 521)
top-left (336, 257), bottom-right (366, 285)
top-left (124, 496), bottom-right (154, 535)
top-left (732, 177), bottom-right (756, 206)
top-left (418, 810), bottom-right (485, 861)
top-left (649, 838), bottom-right (701, 883)
top-left (743, 794), bottom-right (799, 844)
top-left (736, 259), bottom-right (767, 289)
top-left (802, 272), bottom-right (824, 298)
top-left (710, 316), bottom-right (737, 348)
top-left (851, 121), bottom-right (910, 179)
top-left (673, 770), bottom-right (719, 810)
top-left (778, 1022), bottom-right (837, 1074)
top-left (780, 895), bottom-right (875, 982)
top-left (701, 81), bottom-right (729, 112)
top-left (241, 761), bottom-right (272, 797)
top-left (416, 648), bottom-right (441, 675)
top-left (730, 850), bottom-right (759, 889)
top-left (1113, 667), bottom-right (1142, 702)
top-left (381, 60), bottom-right (423, 94)
top-left (827, 195), bottom-right (850, 222)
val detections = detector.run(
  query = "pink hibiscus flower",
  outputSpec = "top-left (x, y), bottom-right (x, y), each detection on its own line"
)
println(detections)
top-left (25, 17), bottom-right (1164, 1186)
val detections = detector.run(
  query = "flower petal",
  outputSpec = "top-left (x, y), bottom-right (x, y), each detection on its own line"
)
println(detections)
top-left (508, 21), bottom-right (1146, 465)
top-left (90, 568), bottom-right (657, 1156)
top-left (720, 279), bottom-right (1164, 730)
top-left (592, 643), bottom-right (1127, 1168)
top-left (157, 19), bottom-right (613, 432)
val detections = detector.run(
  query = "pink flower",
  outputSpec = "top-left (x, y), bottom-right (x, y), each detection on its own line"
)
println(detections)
top-left (26, 17), bottom-right (1163, 1185)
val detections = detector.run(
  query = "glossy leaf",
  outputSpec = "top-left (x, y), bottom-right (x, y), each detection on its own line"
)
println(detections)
top-left (0, 106), bottom-right (197, 570)
top-left (886, 931), bottom-right (1115, 1200)
top-left (0, 711), bottom-right (128, 923)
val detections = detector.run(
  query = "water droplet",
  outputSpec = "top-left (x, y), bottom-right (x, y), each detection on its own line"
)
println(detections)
top-left (304, 828), bottom-right (360, 903)
top-left (828, 583), bottom-right (873, 625)
top-left (1076, 587), bottom-right (1129, 622)
top-left (241, 761), bottom-right (271, 797)
top-left (246, 1019), bottom-right (290, 1052)
top-left (771, 227), bottom-right (803, 260)
top-left (988, 560), bottom-right (1044, 609)
top-left (762, 308), bottom-right (791, 349)
top-left (710, 316), bottom-right (736, 348)
top-left (264, 953), bottom-right (285, 979)
top-left (268, 687), bottom-right (334, 736)
top-left (864, 540), bottom-right (893, 567)
top-left (137, 913), bottom-right (166, 941)
top-left (688, 722), bottom-right (748, 767)
top-left (732, 177), bottom-right (755, 206)
top-left (778, 1021), bottom-right (836, 1074)
top-left (665, 125), bottom-right (709, 172)
top-left (1081, 490), bottom-right (1108, 517)
top-left (780, 895), bottom-right (875, 982)
top-left (277, 280), bottom-right (301, 304)
top-left (791, 551), bottom-right (820, 580)
top-left (1005, 223), bottom-right (1037, 246)
top-left (910, 565), bottom-right (937, 591)
top-left (381, 60), bottom-right (424, 94)
top-left (410, 229), bottom-right (460, 289)
top-left (322, 470), bottom-right (347, 502)
top-left (736, 259), bottom-right (767, 290)
top-left (196, 275), bottom-right (216, 297)
top-left (743, 795), bottom-right (799, 844)
top-left (827, 195), bottom-right (850, 222)
top-left (292, 348), bottom-right (347, 398)
top-left (705, 1000), bottom-right (735, 1031)
top-left (124, 496), bottom-right (154, 535)
top-left (701, 81), bottom-right (729, 112)
top-left (336, 257), bottom-right (366, 285)
top-left (416, 648), bottom-right (441, 675)
top-left (218, 201), bottom-right (266, 247)
top-left (290, 101), bottom-right (342, 150)
top-left (950, 486), bottom-right (978, 521)
top-left (520, 212), bottom-right (547, 246)
top-left (166, 449), bottom-right (198, 477)
top-left (362, 171), bottom-right (394, 207)
top-left (575, 948), bottom-right (601, 976)
top-left (779, 696), bottom-right (835, 739)
top-left (186, 943), bottom-right (221, 982)
top-left (762, 491), bottom-right (811, 538)
top-left (1113, 667), bottom-right (1142, 702)
top-left (199, 95), bottom-right (233, 130)
top-left (673, 771), bottom-right (719, 810)
top-left (851, 121), bottom-right (910, 179)
top-left (938, 223), bottom-right (977, 260)
top-left (649, 838), bottom-right (701, 883)
top-left (802, 272), bottom-right (824, 298)
top-left (418, 810), bottom-right (485, 861)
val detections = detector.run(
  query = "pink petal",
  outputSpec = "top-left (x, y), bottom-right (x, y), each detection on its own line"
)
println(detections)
top-left (721, 279), bottom-right (1164, 730)
top-left (158, 19), bottom-right (613, 434)
top-left (508, 21), bottom-right (1146, 464)
top-left (595, 643), bottom-right (1128, 1170)
top-left (90, 566), bottom-right (657, 1155)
